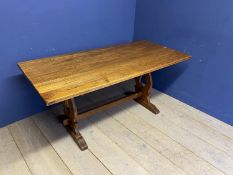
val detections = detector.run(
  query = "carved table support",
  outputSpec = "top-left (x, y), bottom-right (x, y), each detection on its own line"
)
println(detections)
top-left (62, 99), bottom-right (88, 151)
top-left (134, 73), bottom-right (160, 114)
top-left (60, 73), bottom-right (159, 151)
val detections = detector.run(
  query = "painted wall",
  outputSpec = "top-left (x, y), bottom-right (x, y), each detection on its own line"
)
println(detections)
top-left (134, 0), bottom-right (233, 125)
top-left (0, 0), bottom-right (136, 127)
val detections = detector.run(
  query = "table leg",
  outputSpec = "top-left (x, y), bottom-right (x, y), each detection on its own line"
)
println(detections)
top-left (62, 99), bottom-right (88, 151)
top-left (135, 73), bottom-right (160, 114)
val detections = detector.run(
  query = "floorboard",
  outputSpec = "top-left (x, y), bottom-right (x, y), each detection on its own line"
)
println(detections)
top-left (79, 119), bottom-right (150, 175)
top-left (1, 86), bottom-right (233, 175)
top-left (151, 93), bottom-right (233, 157)
top-left (121, 101), bottom-right (233, 175)
top-left (88, 112), bottom-right (186, 175)
top-left (91, 87), bottom-right (226, 175)
top-left (151, 89), bottom-right (233, 140)
top-left (0, 127), bottom-right (31, 175)
top-left (8, 118), bottom-right (72, 175)
top-left (32, 110), bottom-right (112, 175)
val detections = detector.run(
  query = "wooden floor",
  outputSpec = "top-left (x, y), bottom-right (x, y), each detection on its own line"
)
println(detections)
top-left (1, 84), bottom-right (233, 175)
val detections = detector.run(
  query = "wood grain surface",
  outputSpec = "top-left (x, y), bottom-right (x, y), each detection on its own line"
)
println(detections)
top-left (18, 41), bottom-right (190, 105)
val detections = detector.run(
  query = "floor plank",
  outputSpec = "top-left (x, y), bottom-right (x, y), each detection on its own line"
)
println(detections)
top-left (151, 93), bottom-right (233, 158)
top-left (0, 127), bottom-right (31, 175)
top-left (89, 88), bottom-right (225, 175)
top-left (8, 118), bottom-right (72, 175)
top-left (2, 84), bottom-right (233, 175)
top-left (122, 101), bottom-right (233, 175)
top-left (110, 106), bottom-right (225, 175)
top-left (151, 89), bottom-right (233, 140)
top-left (32, 110), bottom-right (111, 175)
top-left (79, 120), bottom-right (150, 175)
top-left (88, 112), bottom-right (186, 175)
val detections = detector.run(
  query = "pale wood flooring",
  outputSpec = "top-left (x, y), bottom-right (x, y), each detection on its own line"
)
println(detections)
top-left (1, 84), bottom-right (233, 175)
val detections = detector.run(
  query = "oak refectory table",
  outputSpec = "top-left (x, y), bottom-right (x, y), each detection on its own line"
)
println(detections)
top-left (18, 41), bottom-right (191, 151)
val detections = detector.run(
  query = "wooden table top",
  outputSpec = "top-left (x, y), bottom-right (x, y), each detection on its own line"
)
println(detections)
top-left (18, 41), bottom-right (191, 106)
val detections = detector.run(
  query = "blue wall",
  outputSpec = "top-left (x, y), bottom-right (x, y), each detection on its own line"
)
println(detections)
top-left (134, 0), bottom-right (233, 125)
top-left (0, 0), bottom-right (136, 127)
top-left (1, 0), bottom-right (232, 127)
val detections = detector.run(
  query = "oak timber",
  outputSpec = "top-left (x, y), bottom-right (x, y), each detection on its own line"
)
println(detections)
top-left (18, 41), bottom-right (190, 106)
